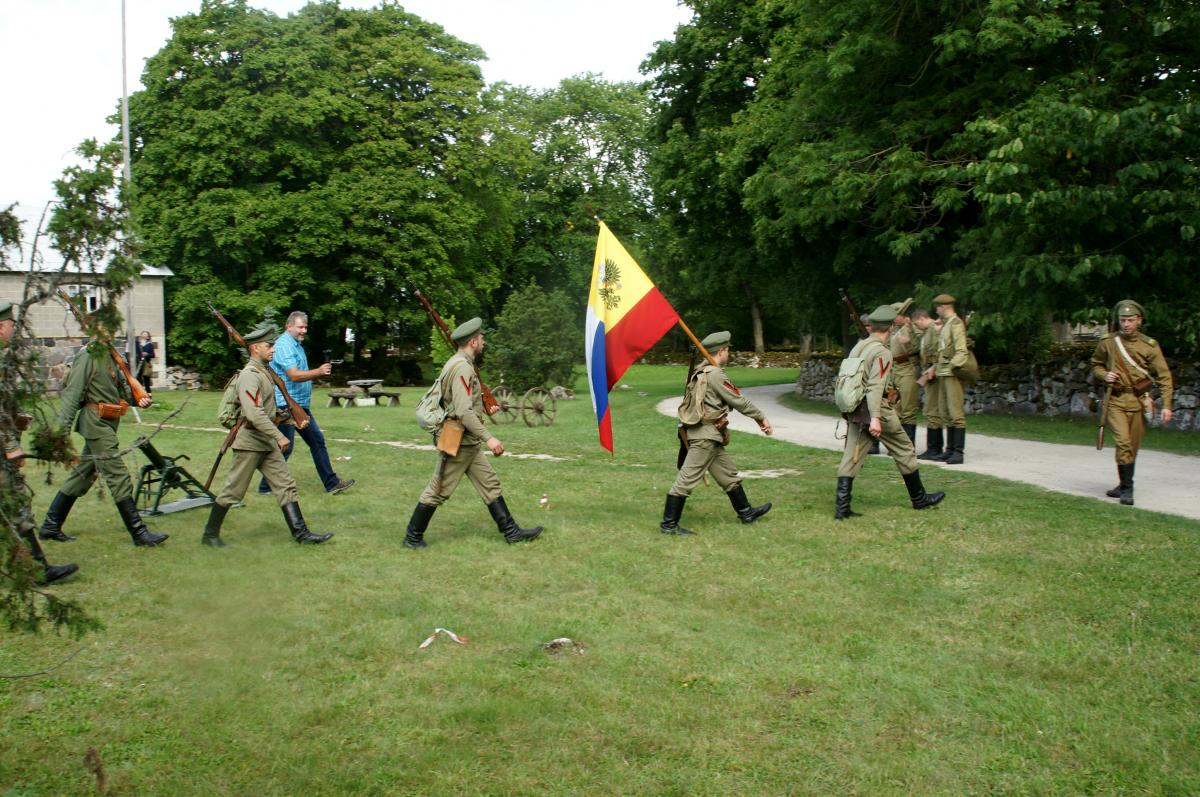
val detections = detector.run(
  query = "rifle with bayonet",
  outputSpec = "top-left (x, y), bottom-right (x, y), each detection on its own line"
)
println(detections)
top-left (413, 289), bottom-right (500, 416)
top-left (204, 417), bottom-right (246, 491)
top-left (839, 288), bottom-right (870, 339)
top-left (57, 289), bottom-right (151, 406)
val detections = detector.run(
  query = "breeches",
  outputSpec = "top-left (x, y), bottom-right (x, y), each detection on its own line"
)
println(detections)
top-left (418, 443), bottom-right (502, 506)
top-left (894, 369), bottom-right (919, 425)
top-left (670, 439), bottom-right (741, 497)
top-left (1106, 406), bottom-right (1145, 465)
top-left (923, 377), bottom-right (945, 428)
top-left (62, 427), bottom-right (133, 501)
top-left (837, 407), bottom-right (918, 478)
top-left (939, 374), bottom-right (966, 428)
top-left (218, 447), bottom-right (299, 507)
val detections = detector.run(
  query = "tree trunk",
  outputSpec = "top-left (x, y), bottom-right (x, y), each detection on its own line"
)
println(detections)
top-left (745, 286), bottom-right (765, 353)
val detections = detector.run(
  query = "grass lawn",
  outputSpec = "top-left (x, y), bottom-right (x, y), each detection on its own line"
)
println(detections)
top-left (779, 392), bottom-right (1200, 457)
top-left (3, 365), bottom-right (1199, 795)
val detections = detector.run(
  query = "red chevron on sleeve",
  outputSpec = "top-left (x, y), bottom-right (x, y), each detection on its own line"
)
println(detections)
top-left (723, 380), bottom-right (741, 396)
top-left (244, 388), bottom-right (261, 407)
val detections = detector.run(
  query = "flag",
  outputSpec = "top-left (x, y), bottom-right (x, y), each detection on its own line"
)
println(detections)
top-left (585, 221), bottom-right (679, 451)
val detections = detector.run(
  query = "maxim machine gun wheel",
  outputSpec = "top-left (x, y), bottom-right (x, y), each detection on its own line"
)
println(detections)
top-left (521, 387), bottom-right (557, 427)
top-left (489, 385), bottom-right (518, 424)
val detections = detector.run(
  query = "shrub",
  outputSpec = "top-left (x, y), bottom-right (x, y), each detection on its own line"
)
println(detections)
top-left (488, 283), bottom-right (578, 389)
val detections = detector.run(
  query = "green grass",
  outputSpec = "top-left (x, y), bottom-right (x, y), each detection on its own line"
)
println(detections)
top-left (3, 365), bottom-right (1199, 795)
top-left (779, 391), bottom-right (1200, 456)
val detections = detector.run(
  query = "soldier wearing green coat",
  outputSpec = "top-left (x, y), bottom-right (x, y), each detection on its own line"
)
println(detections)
top-left (921, 293), bottom-right (969, 464)
top-left (835, 305), bottom-right (946, 519)
top-left (659, 331), bottom-right (773, 536)
top-left (1, 302), bottom-right (77, 583)
top-left (1090, 299), bottom-right (1173, 506)
top-left (403, 317), bottom-right (542, 549)
top-left (201, 323), bottom-right (332, 546)
top-left (38, 327), bottom-right (167, 547)
top-left (888, 298), bottom-right (919, 446)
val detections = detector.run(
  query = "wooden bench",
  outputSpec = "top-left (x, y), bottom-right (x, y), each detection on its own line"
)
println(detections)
top-left (326, 391), bottom-right (358, 408)
top-left (369, 389), bottom-right (401, 406)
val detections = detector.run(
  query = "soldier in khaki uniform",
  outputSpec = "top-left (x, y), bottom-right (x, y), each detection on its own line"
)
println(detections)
top-left (660, 331), bottom-right (774, 535)
top-left (1090, 300), bottom-right (1173, 506)
top-left (403, 318), bottom-right (542, 549)
top-left (912, 309), bottom-right (946, 459)
top-left (920, 293), bottom-right (969, 464)
top-left (888, 298), bottom-right (919, 446)
top-left (38, 322), bottom-right (167, 547)
top-left (836, 305), bottom-right (946, 519)
top-left (1, 302), bottom-right (77, 583)
top-left (201, 323), bottom-right (332, 546)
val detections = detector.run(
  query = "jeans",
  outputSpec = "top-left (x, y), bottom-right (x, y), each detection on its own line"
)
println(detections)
top-left (259, 408), bottom-right (340, 493)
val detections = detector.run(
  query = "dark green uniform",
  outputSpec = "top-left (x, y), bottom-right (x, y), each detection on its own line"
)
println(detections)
top-left (1090, 332), bottom-right (1173, 467)
top-left (215, 358), bottom-right (300, 509)
top-left (57, 346), bottom-right (136, 501)
top-left (418, 350), bottom-right (502, 507)
top-left (670, 363), bottom-right (765, 497)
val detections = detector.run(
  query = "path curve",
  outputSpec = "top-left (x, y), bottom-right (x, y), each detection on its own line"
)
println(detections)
top-left (657, 383), bottom-right (1200, 522)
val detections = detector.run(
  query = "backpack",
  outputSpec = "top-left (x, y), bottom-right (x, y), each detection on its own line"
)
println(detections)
top-left (834, 340), bottom-right (885, 415)
top-left (677, 367), bottom-right (709, 426)
top-left (217, 372), bottom-right (242, 429)
top-left (415, 371), bottom-right (449, 433)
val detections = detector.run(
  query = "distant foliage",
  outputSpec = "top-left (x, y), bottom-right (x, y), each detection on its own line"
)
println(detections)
top-left (488, 283), bottom-right (578, 389)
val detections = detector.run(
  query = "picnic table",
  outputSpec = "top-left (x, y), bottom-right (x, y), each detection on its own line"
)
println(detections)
top-left (328, 379), bottom-right (401, 407)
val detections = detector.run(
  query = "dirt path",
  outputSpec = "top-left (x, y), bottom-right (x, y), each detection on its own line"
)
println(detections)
top-left (657, 383), bottom-right (1200, 522)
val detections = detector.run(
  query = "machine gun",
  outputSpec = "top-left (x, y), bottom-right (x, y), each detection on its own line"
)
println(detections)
top-left (133, 438), bottom-right (215, 515)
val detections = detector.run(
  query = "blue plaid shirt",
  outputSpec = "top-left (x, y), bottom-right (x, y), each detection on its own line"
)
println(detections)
top-left (271, 331), bottom-right (312, 409)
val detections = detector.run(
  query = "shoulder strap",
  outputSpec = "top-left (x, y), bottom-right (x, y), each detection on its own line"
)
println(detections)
top-left (1113, 336), bottom-right (1150, 379)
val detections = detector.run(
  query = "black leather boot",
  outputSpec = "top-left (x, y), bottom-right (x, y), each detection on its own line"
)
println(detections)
top-left (1105, 466), bottom-right (1121, 499)
top-left (1118, 462), bottom-right (1135, 506)
top-left (917, 428), bottom-right (944, 461)
top-left (38, 491), bottom-right (78, 542)
top-left (902, 424), bottom-right (917, 447)
top-left (202, 503), bottom-right (230, 547)
top-left (902, 470), bottom-right (946, 509)
top-left (486, 496), bottom-right (543, 543)
top-left (404, 503), bottom-right (437, 549)
top-left (21, 528), bottom-right (78, 585)
top-left (116, 498), bottom-right (169, 546)
top-left (834, 476), bottom-right (861, 520)
top-left (727, 485), bottom-right (771, 524)
top-left (943, 428), bottom-right (965, 465)
top-left (659, 493), bottom-right (694, 535)
top-left (282, 502), bottom-right (333, 544)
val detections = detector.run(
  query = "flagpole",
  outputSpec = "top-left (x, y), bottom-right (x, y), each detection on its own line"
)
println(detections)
top-left (676, 318), bottom-right (718, 367)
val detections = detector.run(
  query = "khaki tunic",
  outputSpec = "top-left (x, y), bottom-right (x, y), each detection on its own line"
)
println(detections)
top-left (837, 337), bottom-right (917, 478)
top-left (57, 346), bottom-right (136, 501)
top-left (918, 326), bottom-right (945, 428)
top-left (418, 351), bottom-right (501, 506)
top-left (669, 364), bottom-right (764, 497)
top-left (935, 315), bottom-right (968, 428)
top-left (889, 320), bottom-right (920, 425)
top-left (1090, 332), bottom-right (1174, 465)
top-left (216, 359), bottom-right (298, 507)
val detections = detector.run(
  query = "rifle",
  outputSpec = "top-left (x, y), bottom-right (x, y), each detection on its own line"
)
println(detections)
top-left (414, 289), bottom-right (500, 416)
top-left (839, 288), bottom-right (870, 339)
top-left (57, 289), bottom-right (150, 406)
top-left (204, 417), bottom-right (246, 492)
top-left (1096, 384), bottom-right (1111, 450)
top-left (677, 348), bottom-right (698, 470)
top-left (205, 302), bottom-right (309, 430)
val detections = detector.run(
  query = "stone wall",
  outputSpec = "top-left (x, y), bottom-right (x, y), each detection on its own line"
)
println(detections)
top-left (793, 348), bottom-right (1200, 432)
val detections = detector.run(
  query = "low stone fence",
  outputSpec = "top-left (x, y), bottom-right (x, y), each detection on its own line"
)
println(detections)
top-left (793, 348), bottom-right (1200, 432)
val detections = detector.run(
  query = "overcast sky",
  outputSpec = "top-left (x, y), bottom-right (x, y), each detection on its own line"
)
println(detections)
top-left (2, 0), bottom-right (690, 239)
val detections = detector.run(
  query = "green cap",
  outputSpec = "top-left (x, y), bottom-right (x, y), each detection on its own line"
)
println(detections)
top-left (890, 297), bottom-right (913, 317)
top-left (0, 302), bottom-right (13, 323)
top-left (868, 304), bottom-right (897, 325)
top-left (700, 330), bottom-right (731, 351)
top-left (244, 322), bottom-right (279, 345)
top-left (450, 317), bottom-right (483, 344)
top-left (1115, 299), bottom-right (1144, 319)
top-left (932, 293), bottom-right (956, 305)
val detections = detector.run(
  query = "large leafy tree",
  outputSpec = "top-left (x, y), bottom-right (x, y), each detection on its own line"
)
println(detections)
top-left (484, 76), bottom-right (660, 314)
top-left (129, 0), bottom-right (512, 375)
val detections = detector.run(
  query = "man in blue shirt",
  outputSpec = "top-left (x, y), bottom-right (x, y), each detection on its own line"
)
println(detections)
top-left (258, 311), bottom-right (355, 495)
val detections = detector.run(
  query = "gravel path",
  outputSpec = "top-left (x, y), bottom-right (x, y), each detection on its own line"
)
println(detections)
top-left (657, 383), bottom-right (1200, 522)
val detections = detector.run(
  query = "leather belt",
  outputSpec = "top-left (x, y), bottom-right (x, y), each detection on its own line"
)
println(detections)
top-left (893, 353), bottom-right (910, 364)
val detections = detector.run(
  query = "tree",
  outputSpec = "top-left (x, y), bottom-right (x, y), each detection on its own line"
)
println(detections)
top-left (487, 282), bottom-right (578, 390)
top-left (129, 0), bottom-right (513, 376)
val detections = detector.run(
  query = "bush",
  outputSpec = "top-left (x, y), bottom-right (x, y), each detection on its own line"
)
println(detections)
top-left (488, 283), bottom-right (578, 389)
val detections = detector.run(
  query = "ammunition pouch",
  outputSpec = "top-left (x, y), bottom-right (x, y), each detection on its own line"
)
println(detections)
top-left (87, 400), bottom-right (129, 420)
top-left (714, 414), bottom-right (730, 446)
